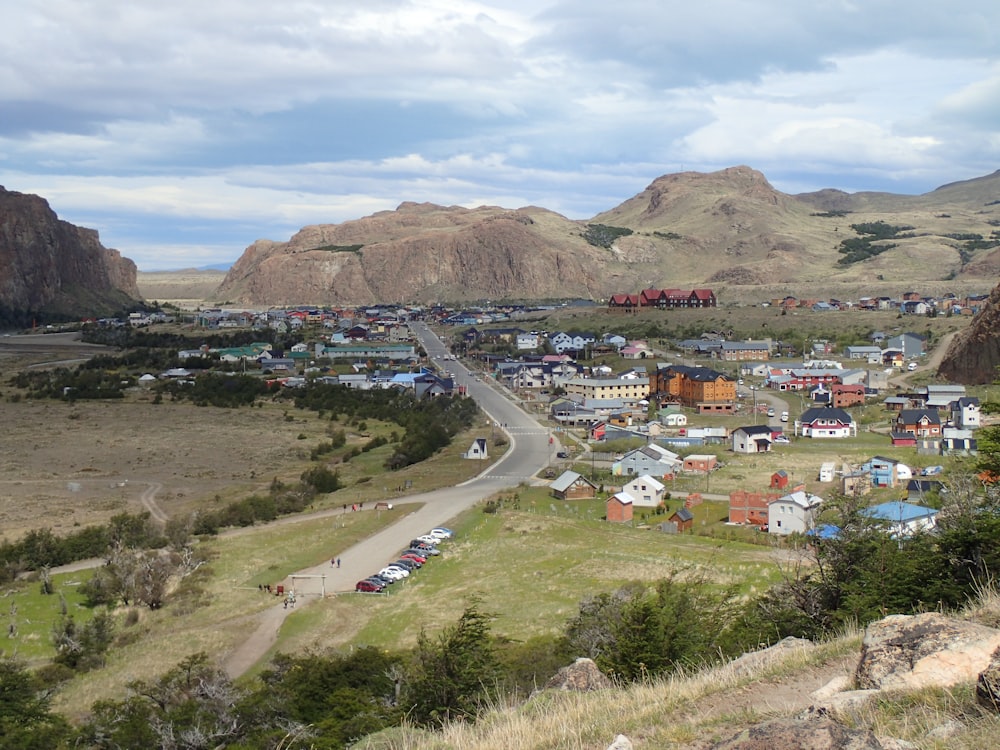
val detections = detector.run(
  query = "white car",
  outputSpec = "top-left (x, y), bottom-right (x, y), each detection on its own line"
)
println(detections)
top-left (428, 528), bottom-right (453, 539)
top-left (773, 435), bottom-right (791, 444)
top-left (378, 567), bottom-right (407, 580)
top-left (416, 535), bottom-right (441, 546)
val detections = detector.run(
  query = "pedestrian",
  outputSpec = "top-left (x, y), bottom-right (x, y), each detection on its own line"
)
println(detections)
top-left (331, 558), bottom-right (336, 566)
top-left (283, 598), bottom-right (288, 609)
top-left (336, 557), bottom-right (341, 568)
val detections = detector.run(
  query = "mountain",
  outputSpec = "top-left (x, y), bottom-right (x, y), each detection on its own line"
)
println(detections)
top-left (0, 186), bottom-right (139, 320)
top-left (939, 281), bottom-right (1000, 384)
top-left (215, 166), bottom-right (1000, 306)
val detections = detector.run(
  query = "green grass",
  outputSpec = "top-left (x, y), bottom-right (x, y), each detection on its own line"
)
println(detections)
top-left (2, 570), bottom-right (97, 662)
top-left (337, 502), bottom-right (783, 653)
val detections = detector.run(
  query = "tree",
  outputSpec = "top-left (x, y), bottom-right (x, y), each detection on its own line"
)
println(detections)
top-left (404, 600), bottom-right (501, 726)
top-left (0, 657), bottom-right (72, 749)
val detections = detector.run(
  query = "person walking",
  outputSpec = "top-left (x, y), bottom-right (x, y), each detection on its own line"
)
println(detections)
top-left (336, 557), bottom-right (341, 568)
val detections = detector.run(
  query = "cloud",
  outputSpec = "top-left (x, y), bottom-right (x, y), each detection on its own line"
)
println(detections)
top-left (2, 1), bottom-right (999, 269)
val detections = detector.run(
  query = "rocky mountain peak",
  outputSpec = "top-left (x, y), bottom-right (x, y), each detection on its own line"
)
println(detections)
top-left (0, 186), bottom-right (138, 318)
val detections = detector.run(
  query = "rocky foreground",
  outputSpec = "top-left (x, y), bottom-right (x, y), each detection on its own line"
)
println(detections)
top-left (360, 609), bottom-right (1000, 749)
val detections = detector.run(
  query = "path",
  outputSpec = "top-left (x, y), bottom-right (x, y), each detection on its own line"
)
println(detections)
top-left (140, 482), bottom-right (169, 525)
top-left (220, 321), bottom-right (552, 678)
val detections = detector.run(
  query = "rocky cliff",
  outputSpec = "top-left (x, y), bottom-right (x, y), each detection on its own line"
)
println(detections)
top-left (0, 186), bottom-right (138, 318)
top-left (939, 282), bottom-right (1000, 384)
top-left (216, 166), bottom-right (1000, 306)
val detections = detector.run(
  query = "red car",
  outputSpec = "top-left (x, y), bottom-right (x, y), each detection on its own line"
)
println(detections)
top-left (356, 579), bottom-right (384, 593)
top-left (400, 552), bottom-right (427, 565)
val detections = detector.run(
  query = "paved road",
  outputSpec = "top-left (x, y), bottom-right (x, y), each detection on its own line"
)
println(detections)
top-left (221, 322), bottom-right (552, 677)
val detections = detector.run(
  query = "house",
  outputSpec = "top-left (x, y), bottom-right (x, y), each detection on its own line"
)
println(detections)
top-left (621, 475), bottom-right (667, 508)
top-left (661, 412), bottom-right (688, 427)
top-left (462, 438), bottom-right (489, 460)
top-left (613, 445), bottom-right (681, 477)
top-left (895, 409), bottom-right (941, 437)
top-left (651, 364), bottom-right (736, 412)
top-left (844, 345), bottom-right (883, 363)
top-left (770, 470), bottom-right (790, 490)
top-left (683, 454), bottom-right (718, 473)
top-left (606, 492), bottom-right (634, 523)
top-left (731, 425), bottom-right (773, 454)
top-left (862, 501), bottom-right (938, 538)
top-left (952, 397), bottom-right (981, 428)
top-left (729, 489), bottom-right (778, 527)
top-left (549, 471), bottom-right (598, 500)
top-left (768, 490), bottom-right (824, 535)
top-left (867, 456), bottom-right (908, 488)
top-left (669, 507), bottom-right (694, 532)
top-left (919, 384), bottom-right (968, 410)
top-left (886, 332), bottom-right (926, 358)
top-left (797, 407), bottom-right (857, 438)
top-left (718, 341), bottom-right (771, 361)
top-left (829, 384), bottom-right (866, 409)
top-left (562, 375), bottom-right (650, 402)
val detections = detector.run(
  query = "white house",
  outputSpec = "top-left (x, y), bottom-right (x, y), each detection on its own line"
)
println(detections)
top-left (797, 407), bottom-right (857, 438)
top-left (731, 425), bottom-right (774, 454)
top-left (621, 475), bottom-right (667, 508)
top-left (516, 332), bottom-right (541, 350)
top-left (661, 412), bottom-right (688, 427)
top-left (768, 490), bottom-right (824, 535)
top-left (952, 397), bottom-right (981, 429)
top-left (462, 438), bottom-right (489, 460)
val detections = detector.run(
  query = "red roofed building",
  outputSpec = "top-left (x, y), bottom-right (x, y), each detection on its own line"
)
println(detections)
top-left (608, 293), bottom-right (640, 312)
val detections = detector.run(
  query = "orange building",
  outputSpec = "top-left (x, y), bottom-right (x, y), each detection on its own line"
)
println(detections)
top-left (651, 365), bottom-right (736, 409)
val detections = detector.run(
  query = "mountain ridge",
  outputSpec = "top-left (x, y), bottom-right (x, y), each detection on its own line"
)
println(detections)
top-left (216, 166), bottom-right (1000, 306)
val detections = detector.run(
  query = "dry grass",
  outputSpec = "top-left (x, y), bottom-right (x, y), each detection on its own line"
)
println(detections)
top-left (355, 635), bottom-right (862, 750)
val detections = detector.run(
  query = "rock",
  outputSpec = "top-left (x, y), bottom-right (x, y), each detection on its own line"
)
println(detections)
top-left (810, 675), bottom-right (853, 702)
top-left (710, 715), bottom-right (885, 749)
top-left (875, 739), bottom-right (918, 750)
top-left (543, 657), bottom-right (613, 692)
top-left (977, 649), bottom-right (1000, 709)
top-left (856, 613), bottom-right (1000, 691)
top-left (606, 735), bottom-right (632, 750)
top-left (925, 719), bottom-right (964, 741)
top-left (0, 186), bottom-right (138, 314)
top-left (807, 689), bottom-right (880, 724)
top-left (728, 636), bottom-right (816, 677)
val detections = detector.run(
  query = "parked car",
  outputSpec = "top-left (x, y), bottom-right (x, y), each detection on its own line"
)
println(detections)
top-left (556, 451), bottom-right (569, 458)
top-left (780, 411), bottom-right (789, 422)
top-left (394, 556), bottom-right (422, 569)
top-left (415, 535), bottom-right (441, 546)
top-left (428, 527), bottom-right (453, 539)
top-left (400, 551), bottom-right (428, 564)
top-left (767, 408), bottom-right (776, 418)
top-left (356, 580), bottom-right (384, 593)
top-left (367, 574), bottom-right (395, 586)
top-left (409, 542), bottom-right (440, 555)
top-left (378, 567), bottom-right (407, 580)
top-left (773, 435), bottom-right (791, 444)
top-left (403, 546), bottom-right (433, 557)
top-left (388, 559), bottom-right (418, 571)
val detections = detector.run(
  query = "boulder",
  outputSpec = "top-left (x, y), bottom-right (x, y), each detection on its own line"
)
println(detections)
top-left (856, 613), bottom-right (1000, 691)
top-left (543, 657), bottom-right (613, 692)
top-left (606, 735), bottom-right (633, 750)
top-left (728, 636), bottom-right (816, 677)
top-left (710, 716), bottom-right (884, 749)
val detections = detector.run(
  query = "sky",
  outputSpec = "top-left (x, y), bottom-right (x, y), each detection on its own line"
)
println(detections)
top-left (2, 1), bottom-right (999, 271)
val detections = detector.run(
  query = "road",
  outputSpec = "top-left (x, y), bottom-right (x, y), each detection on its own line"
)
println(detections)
top-left (221, 322), bottom-right (553, 677)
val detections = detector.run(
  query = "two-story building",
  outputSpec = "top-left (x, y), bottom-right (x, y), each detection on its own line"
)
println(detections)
top-left (768, 490), bottom-right (824, 535)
